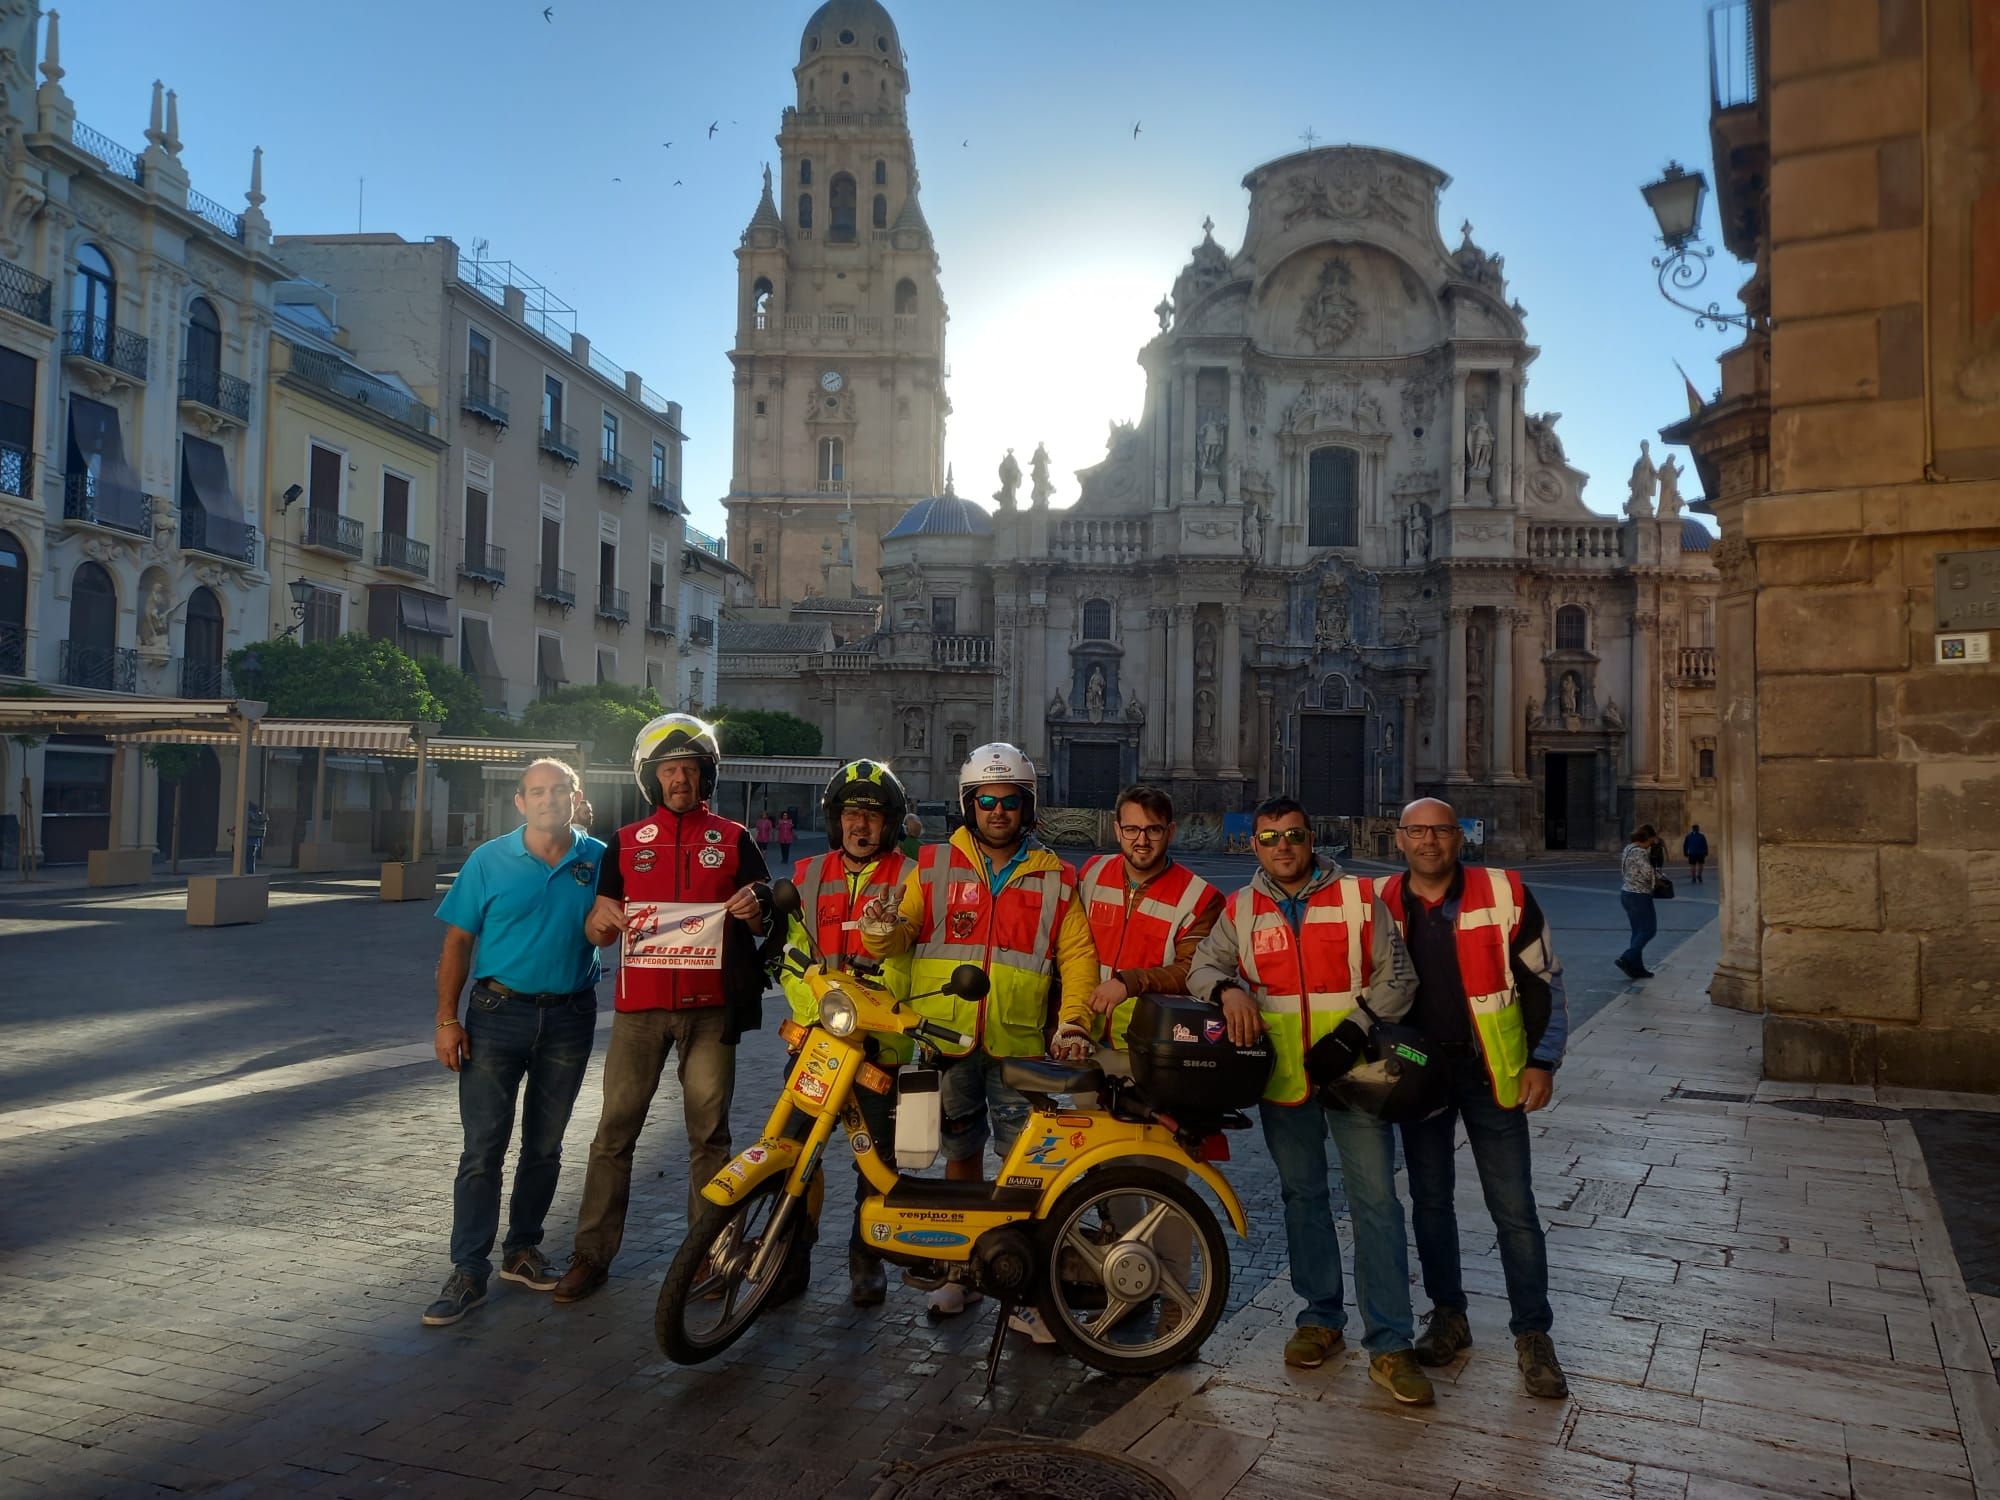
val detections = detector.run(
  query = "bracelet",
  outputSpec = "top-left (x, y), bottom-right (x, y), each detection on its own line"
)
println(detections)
top-left (437, 1019), bottom-right (463, 1030)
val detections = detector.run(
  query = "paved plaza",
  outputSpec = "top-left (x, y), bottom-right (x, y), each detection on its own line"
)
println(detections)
top-left (8, 848), bottom-right (1992, 1498)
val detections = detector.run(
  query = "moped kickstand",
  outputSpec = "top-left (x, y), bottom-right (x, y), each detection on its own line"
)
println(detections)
top-left (981, 1300), bottom-right (1012, 1394)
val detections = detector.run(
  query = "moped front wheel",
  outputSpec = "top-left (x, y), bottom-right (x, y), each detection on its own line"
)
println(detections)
top-left (1034, 1165), bottom-right (1230, 1376)
top-left (656, 1177), bottom-right (807, 1364)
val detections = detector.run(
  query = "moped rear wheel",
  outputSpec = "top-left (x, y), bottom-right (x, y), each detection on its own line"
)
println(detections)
top-left (1034, 1165), bottom-right (1230, 1376)
top-left (656, 1177), bottom-right (804, 1364)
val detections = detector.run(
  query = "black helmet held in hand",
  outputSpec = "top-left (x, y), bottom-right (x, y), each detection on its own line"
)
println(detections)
top-left (1310, 1013), bottom-right (1447, 1124)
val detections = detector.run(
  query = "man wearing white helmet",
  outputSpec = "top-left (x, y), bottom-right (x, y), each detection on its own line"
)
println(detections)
top-left (860, 742), bottom-right (1098, 1319)
top-left (553, 713), bottom-right (770, 1304)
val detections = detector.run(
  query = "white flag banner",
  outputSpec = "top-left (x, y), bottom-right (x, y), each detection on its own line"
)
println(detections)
top-left (623, 900), bottom-right (727, 971)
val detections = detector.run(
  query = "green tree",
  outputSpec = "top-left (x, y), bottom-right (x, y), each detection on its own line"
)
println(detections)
top-left (227, 635), bottom-right (448, 722)
top-left (713, 717), bottom-right (764, 756)
top-left (518, 682), bottom-right (664, 764)
top-left (710, 706), bottom-right (822, 757)
top-left (143, 745), bottom-right (204, 873)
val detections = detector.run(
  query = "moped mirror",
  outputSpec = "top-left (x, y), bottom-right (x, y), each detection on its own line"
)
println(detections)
top-left (947, 963), bottom-right (990, 1001)
top-left (767, 879), bottom-right (802, 919)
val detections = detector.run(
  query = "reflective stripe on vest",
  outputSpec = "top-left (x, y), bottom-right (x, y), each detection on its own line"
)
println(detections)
top-left (1081, 854), bottom-right (1218, 1047)
top-left (1380, 866), bottom-right (1530, 1109)
top-left (781, 851), bottom-right (913, 1043)
top-left (908, 840), bottom-right (1073, 1057)
top-left (1230, 876), bottom-right (1374, 1105)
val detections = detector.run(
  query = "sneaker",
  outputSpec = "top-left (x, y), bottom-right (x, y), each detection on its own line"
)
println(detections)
top-left (1614, 956), bottom-right (1643, 980)
top-left (1283, 1324), bottom-right (1343, 1369)
top-left (1008, 1308), bottom-right (1057, 1345)
top-left (421, 1270), bottom-right (487, 1327)
top-left (1413, 1306), bottom-right (1472, 1367)
top-left (551, 1253), bottom-right (607, 1304)
top-left (925, 1284), bottom-right (984, 1322)
top-left (1369, 1349), bottom-right (1436, 1406)
top-left (1516, 1332), bottom-right (1570, 1398)
top-left (849, 1249), bottom-right (887, 1308)
top-left (498, 1247), bottom-right (560, 1291)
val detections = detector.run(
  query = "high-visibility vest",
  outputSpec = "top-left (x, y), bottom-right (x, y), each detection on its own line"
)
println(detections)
top-left (1380, 866), bottom-right (1531, 1109)
top-left (779, 848), bottom-right (913, 1020)
top-left (1227, 875), bottom-right (1376, 1105)
top-left (909, 838), bottom-right (1076, 1058)
top-left (1080, 854), bottom-right (1219, 1049)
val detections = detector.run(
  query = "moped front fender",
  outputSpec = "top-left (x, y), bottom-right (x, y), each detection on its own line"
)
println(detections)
top-left (698, 1136), bottom-right (803, 1208)
top-left (1035, 1142), bottom-right (1249, 1236)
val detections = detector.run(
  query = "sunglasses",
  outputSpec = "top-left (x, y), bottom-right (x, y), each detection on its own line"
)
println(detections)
top-left (974, 793), bottom-right (1024, 812)
top-left (1255, 828), bottom-right (1312, 847)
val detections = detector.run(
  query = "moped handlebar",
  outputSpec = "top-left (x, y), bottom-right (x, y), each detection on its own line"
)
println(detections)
top-left (916, 1020), bottom-right (974, 1050)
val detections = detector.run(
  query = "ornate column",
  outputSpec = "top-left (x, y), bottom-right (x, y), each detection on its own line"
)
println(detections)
top-left (1180, 371), bottom-right (1199, 507)
top-left (1145, 606), bottom-right (1168, 773)
top-left (1220, 605), bottom-right (1242, 774)
top-left (1492, 374), bottom-right (1514, 508)
top-left (1257, 687), bottom-right (1275, 799)
top-left (1225, 368), bottom-right (1245, 502)
top-left (1491, 607), bottom-right (1517, 778)
top-left (1444, 606), bottom-right (1470, 779)
top-left (1630, 608), bottom-right (1655, 781)
top-left (1172, 604), bottom-right (1197, 774)
top-left (1449, 371), bottom-right (1468, 502)
top-left (1400, 691), bottom-right (1417, 804)
top-left (1509, 372), bottom-right (1528, 506)
top-left (1023, 603), bottom-right (1049, 763)
top-left (1160, 607), bottom-right (1178, 770)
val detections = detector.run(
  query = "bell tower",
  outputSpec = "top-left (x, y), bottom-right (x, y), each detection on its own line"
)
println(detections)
top-left (724, 0), bottom-right (948, 608)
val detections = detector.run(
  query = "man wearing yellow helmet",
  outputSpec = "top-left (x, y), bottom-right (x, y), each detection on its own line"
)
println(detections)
top-left (553, 713), bottom-right (770, 1304)
top-left (774, 758), bottom-right (914, 1307)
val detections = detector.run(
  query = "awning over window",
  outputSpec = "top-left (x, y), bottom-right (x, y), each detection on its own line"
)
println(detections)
top-left (396, 588), bottom-right (452, 638)
top-left (180, 435), bottom-right (244, 521)
top-left (66, 397), bottom-right (147, 531)
top-left (462, 616), bottom-right (501, 679)
top-left (537, 634), bottom-right (567, 685)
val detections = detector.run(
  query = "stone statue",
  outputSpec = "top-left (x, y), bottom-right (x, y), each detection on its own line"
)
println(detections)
top-left (903, 711), bottom-right (925, 751)
top-left (139, 581), bottom-right (171, 646)
top-left (1382, 719), bottom-right (1396, 760)
top-left (1466, 696), bottom-right (1485, 775)
top-left (1048, 691), bottom-right (1069, 720)
top-left (1602, 697), bottom-right (1625, 730)
top-left (1465, 409), bottom-right (1495, 477)
top-left (1627, 439), bottom-right (1658, 518)
top-left (1243, 499), bottom-right (1265, 564)
top-left (1195, 691), bottom-right (1217, 746)
top-left (993, 448), bottom-right (1021, 510)
top-left (1030, 442), bottom-right (1055, 507)
top-left (1526, 695), bottom-right (1540, 729)
top-left (1195, 622), bottom-right (1217, 679)
top-left (1154, 295), bottom-right (1173, 333)
top-left (1085, 665), bottom-right (1106, 723)
top-left (1125, 694), bottom-right (1144, 722)
top-left (1525, 411), bottom-right (1566, 465)
top-left (1657, 454), bottom-right (1685, 518)
top-left (1198, 416), bottom-right (1225, 474)
top-left (1256, 610), bottom-right (1277, 645)
top-left (1560, 672), bottom-right (1580, 718)
top-left (1404, 502), bottom-right (1431, 564)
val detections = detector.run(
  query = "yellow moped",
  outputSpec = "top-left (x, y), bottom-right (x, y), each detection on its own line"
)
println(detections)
top-left (654, 880), bottom-right (1268, 1378)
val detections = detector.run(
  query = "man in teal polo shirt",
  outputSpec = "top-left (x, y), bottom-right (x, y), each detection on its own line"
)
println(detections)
top-left (423, 758), bottom-right (605, 1326)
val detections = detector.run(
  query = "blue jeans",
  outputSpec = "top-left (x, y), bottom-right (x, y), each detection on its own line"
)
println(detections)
top-left (1258, 1098), bottom-right (1414, 1354)
top-left (244, 837), bottom-right (262, 874)
top-left (450, 987), bottom-right (597, 1279)
top-left (939, 1049), bottom-right (1031, 1164)
top-left (1619, 891), bottom-right (1658, 968)
top-left (1399, 1053), bottom-right (1553, 1336)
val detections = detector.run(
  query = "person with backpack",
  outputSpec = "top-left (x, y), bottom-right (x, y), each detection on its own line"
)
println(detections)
top-left (1682, 824), bottom-right (1709, 885)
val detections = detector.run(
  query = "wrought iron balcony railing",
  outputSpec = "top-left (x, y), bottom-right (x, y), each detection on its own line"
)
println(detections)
top-left (645, 604), bottom-right (676, 638)
top-left (650, 479), bottom-right (682, 513)
top-left (186, 188), bottom-right (243, 241)
top-left (538, 419), bottom-right (580, 465)
top-left (177, 657), bottom-right (235, 699)
top-left (535, 567), bottom-right (577, 609)
top-left (63, 312), bottom-right (149, 381)
top-left (178, 361), bottom-right (252, 421)
top-left (687, 615), bottom-right (715, 646)
top-left (301, 507), bottom-right (364, 558)
top-left (60, 641), bottom-right (138, 693)
top-left (596, 584), bottom-right (630, 624)
top-left (599, 451), bottom-right (634, 492)
top-left (0, 439), bottom-right (31, 499)
top-left (0, 258), bottom-right (52, 325)
top-left (462, 374), bottom-right (509, 428)
top-left (62, 473), bottom-right (151, 536)
top-left (376, 531), bottom-right (431, 577)
top-left (0, 621), bottom-right (23, 677)
top-left (459, 541), bottom-right (506, 586)
top-left (73, 120), bottom-right (143, 183)
top-left (179, 506), bottom-right (258, 566)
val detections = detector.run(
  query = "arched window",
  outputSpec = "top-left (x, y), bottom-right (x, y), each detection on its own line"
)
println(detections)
top-left (818, 436), bottom-right (844, 486)
top-left (874, 159), bottom-right (887, 186)
top-left (828, 173), bottom-right (857, 242)
top-left (186, 298), bottom-right (221, 384)
top-left (1555, 605), bottom-right (1588, 651)
top-left (799, 159), bottom-right (812, 186)
top-left (750, 276), bottom-right (773, 329)
top-left (0, 529), bottom-right (25, 675)
top-left (68, 560), bottom-right (116, 686)
top-left (797, 194), bottom-right (813, 232)
top-left (1081, 599), bottom-right (1112, 640)
top-left (1306, 447), bottom-right (1359, 548)
top-left (895, 279), bottom-right (918, 316)
top-left (183, 585), bottom-right (224, 695)
top-left (73, 244), bottom-right (115, 358)
top-left (872, 194), bottom-right (887, 229)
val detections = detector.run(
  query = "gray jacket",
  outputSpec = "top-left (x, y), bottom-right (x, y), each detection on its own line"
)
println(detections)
top-left (1185, 860), bottom-right (1417, 1030)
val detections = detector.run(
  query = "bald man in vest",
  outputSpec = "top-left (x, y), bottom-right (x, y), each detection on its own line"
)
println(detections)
top-left (1384, 796), bottom-right (1570, 1398)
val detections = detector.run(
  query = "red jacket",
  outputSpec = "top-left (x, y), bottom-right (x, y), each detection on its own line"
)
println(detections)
top-left (599, 803), bottom-right (768, 1016)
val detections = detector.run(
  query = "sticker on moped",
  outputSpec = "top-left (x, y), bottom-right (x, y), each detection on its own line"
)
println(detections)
top-left (894, 1229), bottom-right (969, 1248)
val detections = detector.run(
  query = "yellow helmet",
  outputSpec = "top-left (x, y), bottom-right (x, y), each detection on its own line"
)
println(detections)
top-left (822, 758), bottom-right (908, 829)
top-left (631, 712), bottom-right (721, 804)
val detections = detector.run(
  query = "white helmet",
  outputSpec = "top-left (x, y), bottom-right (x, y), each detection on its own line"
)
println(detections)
top-left (959, 741), bottom-right (1037, 823)
top-left (631, 712), bottom-right (721, 805)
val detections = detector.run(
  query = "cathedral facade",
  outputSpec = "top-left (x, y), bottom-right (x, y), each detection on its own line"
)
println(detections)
top-left (720, 4), bottom-right (1719, 857)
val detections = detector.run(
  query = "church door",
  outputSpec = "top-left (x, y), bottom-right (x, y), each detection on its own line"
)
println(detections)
top-left (1543, 752), bottom-right (1597, 850)
top-left (1066, 743), bottom-right (1121, 810)
top-left (1297, 715), bottom-right (1364, 816)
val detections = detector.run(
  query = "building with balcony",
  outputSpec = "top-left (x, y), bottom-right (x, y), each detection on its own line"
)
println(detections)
top-left (270, 234), bottom-right (692, 726)
top-left (1658, 0), bottom-right (1999, 1088)
top-left (0, 11), bottom-right (284, 869)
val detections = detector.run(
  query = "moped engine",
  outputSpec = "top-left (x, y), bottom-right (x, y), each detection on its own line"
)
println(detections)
top-left (970, 1226), bottom-right (1037, 1301)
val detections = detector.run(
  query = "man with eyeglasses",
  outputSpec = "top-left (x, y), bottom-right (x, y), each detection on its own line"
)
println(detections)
top-left (1382, 797), bottom-right (1570, 1398)
top-left (1185, 797), bottom-right (1427, 1403)
top-left (860, 742), bottom-right (1097, 1319)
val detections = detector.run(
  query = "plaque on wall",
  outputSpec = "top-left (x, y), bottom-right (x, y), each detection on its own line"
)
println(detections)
top-left (1934, 549), bottom-right (2000, 630)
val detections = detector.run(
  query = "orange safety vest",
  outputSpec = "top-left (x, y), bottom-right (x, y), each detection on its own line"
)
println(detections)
top-left (1379, 866), bottom-right (1531, 1108)
top-left (794, 847), bottom-right (913, 976)
top-left (912, 838), bottom-right (1077, 1057)
top-left (1228, 875), bottom-right (1376, 1105)
top-left (1080, 854), bottom-right (1220, 1048)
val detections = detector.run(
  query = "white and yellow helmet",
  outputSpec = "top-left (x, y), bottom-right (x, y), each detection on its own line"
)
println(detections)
top-left (632, 712), bottom-right (721, 805)
top-left (958, 741), bottom-right (1037, 823)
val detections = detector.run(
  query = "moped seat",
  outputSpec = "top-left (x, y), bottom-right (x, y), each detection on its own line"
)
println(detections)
top-left (1000, 1058), bottom-right (1106, 1096)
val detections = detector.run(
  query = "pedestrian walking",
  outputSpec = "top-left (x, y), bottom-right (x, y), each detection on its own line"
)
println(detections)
top-left (899, 811), bottom-right (923, 861)
top-left (1648, 834), bottom-right (1667, 872)
top-left (423, 758), bottom-right (604, 1327)
top-left (1682, 823), bottom-right (1709, 885)
top-left (556, 714), bottom-right (770, 1304)
top-left (231, 799), bottom-right (268, 874)
top-left (1384, 797), bottom-right (1571, 1398)
top-left (776, 810), bottom-right (794, 864)
top-left (1185, 797), bottom-right (1430, 1404)
top-left (756, 810), bottom-right (774, 856)
top-left (1616, 824), bottom-right (1661, 980)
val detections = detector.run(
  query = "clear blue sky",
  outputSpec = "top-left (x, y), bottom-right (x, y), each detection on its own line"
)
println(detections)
top-left (69, 0), bottom-right (1736, 536)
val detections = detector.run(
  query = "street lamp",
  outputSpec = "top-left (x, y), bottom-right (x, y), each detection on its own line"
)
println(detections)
top-left (277, 574), bottom-right (315, 638)
top-left (1640, 161), bottom-right (1763, 333)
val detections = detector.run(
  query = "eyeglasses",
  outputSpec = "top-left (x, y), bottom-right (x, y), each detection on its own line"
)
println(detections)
top-left (974, 793), bottom-right (1024, 812)
top-left (1398, 824), bottom-right (1459, 842)
top-left (1116, 823), bottom-right (1169, 840)
top-left (1254, 828), bottom-right (1312, 847)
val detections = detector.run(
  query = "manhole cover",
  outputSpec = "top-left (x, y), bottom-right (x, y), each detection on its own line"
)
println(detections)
top-left (876, 1443), bottom-right (1183, 1500)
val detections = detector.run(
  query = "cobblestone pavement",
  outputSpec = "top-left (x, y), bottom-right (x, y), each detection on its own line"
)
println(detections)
top-left (0, 846), bottom-right (1706, 1498)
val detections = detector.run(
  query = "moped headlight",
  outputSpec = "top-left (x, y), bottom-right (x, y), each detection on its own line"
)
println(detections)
top-left (819, 989), bottom-right (859, 1038)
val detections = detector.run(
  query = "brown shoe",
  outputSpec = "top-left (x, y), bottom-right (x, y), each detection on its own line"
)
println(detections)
top-left (1369, 1349), bottom-right (1436, 1406)
top-left (1282, 1325), bottom-right (1344, 1369)
top-left (1516, 1332), bottom-right (1570, 1398)
top-left (552, 1253), bottom-right (607, 1304)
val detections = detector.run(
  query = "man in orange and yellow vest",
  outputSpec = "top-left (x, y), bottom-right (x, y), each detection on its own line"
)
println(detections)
top-left (860, 742), bottom-right (1097, 1319)
top-left (1384, 797), bottom-right (1571, 1399)
top-left (1186, 796), bottom-right (1431, 1405)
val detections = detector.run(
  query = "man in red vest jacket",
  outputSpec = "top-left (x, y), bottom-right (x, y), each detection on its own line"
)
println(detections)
top-left (553, 713), bottom-right (769, 1303)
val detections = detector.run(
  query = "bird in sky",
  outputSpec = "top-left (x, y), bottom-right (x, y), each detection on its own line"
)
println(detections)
top-left (612, 176), bottom-right (622, 183)
top-left (708, 121), bottom-right (719, 138)
top-left (673, 179), bottom-right (684, 187)
top-left (542, 6), bottom-right (553, 20)
top-left (961, 138), bottom-right (969, 148)
top-left (1132, 121), bottom-right (1142, 139)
